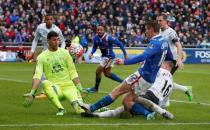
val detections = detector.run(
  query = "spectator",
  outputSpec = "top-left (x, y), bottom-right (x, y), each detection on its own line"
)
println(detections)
top-left (0, 0), bottom-right (208, 47)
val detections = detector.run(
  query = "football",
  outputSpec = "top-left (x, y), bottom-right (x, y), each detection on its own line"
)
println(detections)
top-left (68, 44), bottom-right (84, 59)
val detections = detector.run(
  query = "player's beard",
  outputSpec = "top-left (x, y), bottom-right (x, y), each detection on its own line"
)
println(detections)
top-left (49, 44), bottom-right (58, 51)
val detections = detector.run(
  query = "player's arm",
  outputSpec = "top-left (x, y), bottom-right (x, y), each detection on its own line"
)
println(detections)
top-left (89, 38), bottom-right (98, 58)
top-left (72, 77), bottom-right (83, 92)
top-left (57, 28), bottom-right (66, 48)
top-left (27, 27), bottom-right (41, 61)
top-left (65, 51), bottom-right (83, 91)
top-left (170, 31), bottom-right (184, 68)
top-left (23, 57), bottom-right (43, 107)
top-left (121, 42), bottom-right (159, 65)
top-left (109, 36), bottom-right (128, 59)
top-left (175, 41), bottom-right (184, 68)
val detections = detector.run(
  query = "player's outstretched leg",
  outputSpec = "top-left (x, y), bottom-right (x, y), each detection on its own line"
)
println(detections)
top-left (185, 86), bottom-right (193, 101)
top-left (129, 103), bottom-right (151, 117)
top-left (42, 80), bottom-right (65, 115)
top-left (173, 82), bottom-right (193, 101)
top-left (106, 73), bottom-right (123, 83)
top-left (135, 96), bottom-right (174, 119)
top-left (79, 95), bottom-right (114, 112)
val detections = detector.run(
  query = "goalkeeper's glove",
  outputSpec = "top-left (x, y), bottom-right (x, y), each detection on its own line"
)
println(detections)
top-left (75, 84), bottom-right (91, 103)
top-left (23, 89), bottom-right (36, 108)
top-left (76, 83), bottom-right (84, 93)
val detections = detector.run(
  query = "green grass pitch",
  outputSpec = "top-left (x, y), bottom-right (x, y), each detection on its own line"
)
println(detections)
top-left (0, 63), bottom-right (210, 130)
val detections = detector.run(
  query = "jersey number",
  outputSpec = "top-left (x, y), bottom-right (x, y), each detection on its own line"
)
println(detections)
top-left (161, 80), bottom-right (172, 97)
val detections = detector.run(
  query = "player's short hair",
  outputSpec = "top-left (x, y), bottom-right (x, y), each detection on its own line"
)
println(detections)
top-left (97, 25), bottom-right (106, 30)
top-left (167, 60), bottom-right (175, 69)
top-left (163, 60), bottom-right (175, 71)
top-left (47, 31), bottom-right (58, 39)
top-left (146, 20), bottom-right (160, 33)
top-left (45, 13), bottom-right (53, 17)
top-left (157, 12), bottom-right (169, 20)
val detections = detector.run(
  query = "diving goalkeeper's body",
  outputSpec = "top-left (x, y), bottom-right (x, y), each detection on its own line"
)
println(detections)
top-left (23, 31), bottom-right (84, 115)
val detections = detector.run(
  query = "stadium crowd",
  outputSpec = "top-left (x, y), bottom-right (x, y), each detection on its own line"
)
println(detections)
top-left (0, 0), bottom-right (209, 48)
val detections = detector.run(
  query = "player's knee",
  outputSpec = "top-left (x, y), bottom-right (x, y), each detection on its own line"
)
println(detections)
top-left (41, 80), bottom-right (51, 89)
top-left (96, 70), bottom-right (102, 76)
top-left (104, 72), bottom-right (111, 77)
top-left (122, 98), bottom-right (133, 110)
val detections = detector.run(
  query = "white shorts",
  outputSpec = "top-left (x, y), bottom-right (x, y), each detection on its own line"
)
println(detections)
top-left (125, 71), bottom-right (152, 96)
top-left (100, 57), bottom-right (115, 68)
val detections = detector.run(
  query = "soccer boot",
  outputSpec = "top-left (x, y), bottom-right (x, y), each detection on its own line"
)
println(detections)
top-left (146, 112), bottom-right (156, 120)
top-left (84, 87), bottom-right (98, 93)
top-left (78, 102), bottom-right (91, 112)
top-left (185, 86), bottom-right (193, 101)
top-left (162, 111), bottom-right (174, 119)
top-left (56, 108), bottom-right (65, 116)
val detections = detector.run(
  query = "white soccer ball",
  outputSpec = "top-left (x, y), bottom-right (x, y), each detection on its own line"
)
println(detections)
top-left (68, 44), bottom-right (83, 59)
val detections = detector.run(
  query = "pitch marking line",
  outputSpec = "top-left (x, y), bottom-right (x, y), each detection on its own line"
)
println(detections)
top-left (98, 91), bottom-right (210, 106)
top-left (170, 99), bottom-right (210, 106)
top-left (1, 78), bottom-right (210, 106)
top-left (0, 77), bottom-right (30, 83)
top-left (1, 122), bottom-right (210, 127)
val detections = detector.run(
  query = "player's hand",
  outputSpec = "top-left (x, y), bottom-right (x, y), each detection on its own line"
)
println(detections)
top-left (176, 60), bottom-right (184, 69)
top-left (26, 52), bottom-right (34, 61)
top-left (76, 84), bottom-right (83, 92)
top-left (88, 54), bottom-right (93, 59)
top-left (115, 58), bottom-right (124, 65)
top-left (23, 93), bottom-right (35, 108)
top-left (75, 84), bottom-right (90, 103)
top-left (76, 84), bottom-right (87, 95)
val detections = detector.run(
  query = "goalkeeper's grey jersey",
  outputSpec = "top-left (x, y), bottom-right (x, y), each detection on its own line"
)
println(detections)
top-left (30, 23), bottom-right (65, 53)
top-left (160, 27), bottom-right (180, 60)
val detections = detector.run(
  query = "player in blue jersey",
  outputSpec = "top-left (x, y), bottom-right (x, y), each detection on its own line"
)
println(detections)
top-left (81, 61), bottom-right (175, 119)
top-left (80, 21), bottom-right (172, 117)
top-left (85, 25), bottom-right (128, 93)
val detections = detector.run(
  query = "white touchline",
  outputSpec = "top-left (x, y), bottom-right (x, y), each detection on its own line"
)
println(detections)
top-left (1, 78), bottom-right (210, 106)
top-left (98, 91), bottom-right (210, 106)
top-left (0, 77), bottom-right (30, 83)
top-left (1, 122), bottom-right (210, 127)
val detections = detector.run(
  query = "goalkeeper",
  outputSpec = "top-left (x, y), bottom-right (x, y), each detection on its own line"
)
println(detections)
top-left (23, 31), bottom-right (85, 115)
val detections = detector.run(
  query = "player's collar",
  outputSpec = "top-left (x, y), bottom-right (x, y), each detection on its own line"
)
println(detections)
top-left (100, 33), bottom-right (107, 40)
top-left (151, 34), bottom-right (161, 39)
top-left (161, 26), bottom-right (169, 31)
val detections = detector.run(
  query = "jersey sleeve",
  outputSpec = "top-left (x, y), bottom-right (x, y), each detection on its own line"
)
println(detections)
top-left (31, 26), bottom-right (41, 53)
top-left (124, 41), bottom-right (160, 65)
top-left (108, 36), bottom-right (127, 56)
top-left (33, 56), bottom-right (43, 80)
top-left (169, 31), bottom-right (180, 44)
top-left (65, 50), bottom-right (79, 80)
top-left (57, 27), bottom-right (66, 48)
top-left (91, 37), bottom-right (98, 54)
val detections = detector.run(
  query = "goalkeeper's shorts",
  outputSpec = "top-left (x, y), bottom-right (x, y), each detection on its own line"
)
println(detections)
top-left (41, 80), bottom-right (82, 102)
